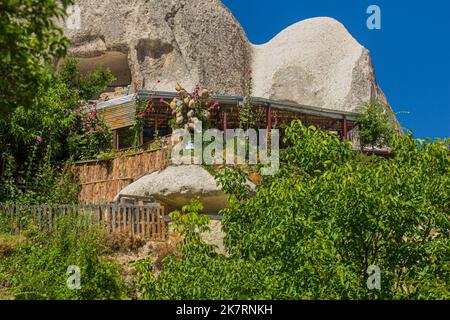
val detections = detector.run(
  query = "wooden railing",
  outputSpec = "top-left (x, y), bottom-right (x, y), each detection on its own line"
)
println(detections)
top-left (0, 204), bottom-right (168, 241)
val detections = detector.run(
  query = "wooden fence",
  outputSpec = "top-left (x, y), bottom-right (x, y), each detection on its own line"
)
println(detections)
top-left (0, 204), bottom-right (168, 241)
top-left (72, 144), bottom-right (170, 204)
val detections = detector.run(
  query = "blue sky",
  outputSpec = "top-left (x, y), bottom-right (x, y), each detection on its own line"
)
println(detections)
top-left (222, 0), bottom-right (450, 139)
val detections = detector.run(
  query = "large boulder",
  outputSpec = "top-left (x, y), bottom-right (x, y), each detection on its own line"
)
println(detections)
top-left (251, 17), bottom-right (388, 112)
top-left (114, 165), bottom-right (254, 213)
top-left (62, 0), bottom-right (251, 94)
top-left (63, 2), bottom-right (390, 112)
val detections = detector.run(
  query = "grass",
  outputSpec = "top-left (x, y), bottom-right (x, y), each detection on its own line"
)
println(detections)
top-left (0, 233), bottom-right (26, 258)
top-left (0, 232), bottom-right (26, 300)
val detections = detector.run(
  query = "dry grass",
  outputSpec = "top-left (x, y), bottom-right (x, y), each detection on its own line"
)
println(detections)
top-left (0, 233), bottom-right (25, 258)
top-left (151, 232), bottom-right (183, 271)
top-left (105, 230), bottom-right (147, 254)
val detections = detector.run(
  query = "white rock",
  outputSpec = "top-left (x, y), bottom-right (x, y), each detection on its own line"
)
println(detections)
top-left (251, 17), bottom-right (388, 112)
top-left (114, 165), bottom-right (255, 213)
top-left (63, 3), bottom-right (391, 113)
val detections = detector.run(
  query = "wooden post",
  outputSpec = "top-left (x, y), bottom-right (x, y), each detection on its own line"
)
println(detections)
top-left (154, 114), bottom-right (159, 138)
top-left (343, 114), bottom-right (348, 142)
top-left (223, 109), bottom-right (227, 131)
top-left (113, 130), bottom-right (119, 150)
top-left (161, 206), bottom-right (166, 241)
top-left (267, 104), bottom-right (272, 144)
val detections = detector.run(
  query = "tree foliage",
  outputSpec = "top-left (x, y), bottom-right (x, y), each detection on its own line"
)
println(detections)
top-left (356, 100), bottom-right (398, 149)
top-left (140, 121), bottom-right (449, 300)
top-left (0, 59), bottom-right (114, 202)
top-left (0, 0), bottom-right (74, 115)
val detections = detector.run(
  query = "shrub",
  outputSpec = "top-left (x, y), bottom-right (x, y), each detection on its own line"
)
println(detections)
top-left (142, 121), bottom-right (449, 300)
top-left (3, 217), bottom-right (126, 300)
top-left (356, 100), bottom-right (398, 149)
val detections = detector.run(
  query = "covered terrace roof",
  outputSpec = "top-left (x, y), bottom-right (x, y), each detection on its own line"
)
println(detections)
top-left (95, 90), bottom-right (360, 122)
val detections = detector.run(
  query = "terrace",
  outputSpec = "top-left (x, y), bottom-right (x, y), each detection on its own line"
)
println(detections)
top-left (95, 89), bottom-right (361, 150)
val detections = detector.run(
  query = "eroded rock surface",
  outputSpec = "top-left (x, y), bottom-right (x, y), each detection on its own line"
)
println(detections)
top-left (114, 165), bottom-right (254, 213)
top-left (63, 2), bottom-right (390, 112)
top-left (251, 17), bottom-right (388, 112)
top-left (62, 0), bottom-right (251, 95)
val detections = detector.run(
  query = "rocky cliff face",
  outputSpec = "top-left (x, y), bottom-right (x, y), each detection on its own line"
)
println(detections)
top-left (62, 0), bottom-right (251, 95)
top-left (62, 0), bottom-right (389, 112)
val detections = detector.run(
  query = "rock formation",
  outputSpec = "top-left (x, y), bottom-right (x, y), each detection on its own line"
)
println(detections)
top-left (62, 0), bottom-right (251, 95)
top-left (251, 17), bottom-right (388, 112)
top-left (114, 165), bottom-right (255, 213)
top-left (62, 1), bottom-right (390, 112)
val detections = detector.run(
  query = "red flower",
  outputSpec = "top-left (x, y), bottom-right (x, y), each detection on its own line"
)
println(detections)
top-left (89, 127), bottom-right (95, 133)
top-left (92, 102), bottom-right (97, 108)
top-left (147, 97), bottom-right (153, 101)
top-left (133, 82), bottom-right (137, 87)
top-left (159, 98), bottom-right (164, 103)
top-left (156, 80), bottom-right (161, 84)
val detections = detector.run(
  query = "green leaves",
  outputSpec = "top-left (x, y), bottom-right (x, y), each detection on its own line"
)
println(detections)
top-left (1, 217), bottom-right (125, 300)
top-left (0, 0), bottom-right (75, 115)
top-left (356, 100), bottom-right (398, 149)
top-left (0, 58), bottom-right (114, 201)
top-left (146, 121), bottom-right (449, 300)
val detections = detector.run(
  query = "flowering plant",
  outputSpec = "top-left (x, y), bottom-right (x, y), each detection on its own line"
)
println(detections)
top-left (68, 103), bottom-right (112, 160)
top-left (167, 83), bottom-right (219, 132)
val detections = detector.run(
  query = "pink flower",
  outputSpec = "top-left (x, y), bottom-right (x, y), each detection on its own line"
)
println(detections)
top-left (36, 136), bottom-right (43, 143)
top-left (147, 97), bottom-right (153, 101)
top-left (89, 127), bottom-right (95, 133)
top-left (247, 69), bottom-right (253, 75)
top-left (159, 98), bottom-right (164, 103)
top-left (92, 103), bottom-right (97, 108)
top-left (156, 80), bottom-right (161, 84)
top-left (136, 89), bottom-right (140, 94)
top-left (133, 82), bottom-right (137, 87)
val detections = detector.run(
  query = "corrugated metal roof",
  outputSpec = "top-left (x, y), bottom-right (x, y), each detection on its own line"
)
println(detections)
top-left (96, 90), bottom-right (360, 122)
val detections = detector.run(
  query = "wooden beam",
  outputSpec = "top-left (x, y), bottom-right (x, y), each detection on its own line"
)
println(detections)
top-left (343, 114), bottom-right (348, 141)
top-left (223, 109), bottom-right (227, 131)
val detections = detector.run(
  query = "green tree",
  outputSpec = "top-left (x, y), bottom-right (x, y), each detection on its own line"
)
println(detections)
top-left (139, 121), bottom-right (449, 300)
top-left (356, 100), bottom-right (398, 149)
top-left (0, 59), bottom-right (114, 202)
top-left (0, 0), bottom-right (74, 116)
